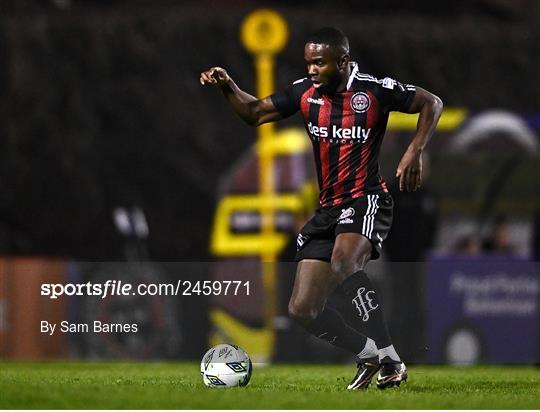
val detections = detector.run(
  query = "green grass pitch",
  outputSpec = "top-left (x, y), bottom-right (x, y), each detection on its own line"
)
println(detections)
top-left (1, 362), bottom-right (539, 409)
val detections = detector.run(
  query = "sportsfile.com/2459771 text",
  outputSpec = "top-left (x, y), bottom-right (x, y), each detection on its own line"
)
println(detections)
top-left (40, 280), bottom-right (250, 299)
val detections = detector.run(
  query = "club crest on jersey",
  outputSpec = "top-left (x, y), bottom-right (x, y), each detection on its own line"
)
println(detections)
top-left (350, 92), bottom-right (370, 113)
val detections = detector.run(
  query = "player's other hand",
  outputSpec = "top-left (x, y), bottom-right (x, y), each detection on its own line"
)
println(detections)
top-left (199, 67), bottom-right (230, 87)
top-left (396, 146), bottom-right (422, 192)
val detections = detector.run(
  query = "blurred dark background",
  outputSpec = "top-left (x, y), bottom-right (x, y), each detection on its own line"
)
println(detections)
top-left (0, 0), bottom-right (538, 259)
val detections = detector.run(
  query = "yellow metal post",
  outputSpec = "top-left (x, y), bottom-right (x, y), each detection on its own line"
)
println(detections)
top-left (241, 10), bottom-right (288, 358)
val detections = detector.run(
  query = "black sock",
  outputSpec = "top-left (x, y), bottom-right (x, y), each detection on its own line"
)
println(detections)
top-left (341, 270), bottom-right (392, 349)
top-left (304, 305), bottom-right (369, 355)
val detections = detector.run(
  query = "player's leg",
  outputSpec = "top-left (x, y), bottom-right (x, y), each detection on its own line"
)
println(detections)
top-left (288, 259), bottom-right (378, 361)
top-left (332, 233), bottom-right (407, 389)
top-left (290, 207), bottom-right (380, 389)
top-left (331, 233), bottom-right (395, 353)
top-left (332, 194), bottom-right (407, 389)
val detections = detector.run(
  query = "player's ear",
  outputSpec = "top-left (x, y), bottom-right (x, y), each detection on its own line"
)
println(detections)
top-left (339, 54), bottom-right (350, 70)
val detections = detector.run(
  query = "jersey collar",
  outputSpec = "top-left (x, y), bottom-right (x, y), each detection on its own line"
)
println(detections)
top-left (346, 62), bottom-right (358, 90)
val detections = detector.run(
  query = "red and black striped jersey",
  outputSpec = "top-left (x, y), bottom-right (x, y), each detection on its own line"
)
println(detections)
top-left (270, 63), bottom-right (416, 207)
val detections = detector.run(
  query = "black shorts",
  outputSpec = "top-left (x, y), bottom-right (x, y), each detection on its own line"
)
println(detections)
top-left (295, 193), bottom-right (393, 261)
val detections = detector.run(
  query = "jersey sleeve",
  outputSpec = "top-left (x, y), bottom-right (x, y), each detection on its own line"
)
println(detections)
top-left (379, 77), bottom-right (416, 112)
top-left (270, 78), bottom-right (310, 119)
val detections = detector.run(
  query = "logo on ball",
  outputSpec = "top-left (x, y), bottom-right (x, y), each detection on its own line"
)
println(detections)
top-left (200, 344), bottom-right (252, 388)
top-left (226, 362), bottom-right (247, 373)
top-left (350, 92), bottom-right (370, 113)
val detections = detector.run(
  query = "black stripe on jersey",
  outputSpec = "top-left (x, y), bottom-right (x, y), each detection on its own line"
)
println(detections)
top-left (324, 93), bottom-right (343, 204)
top-left (307, 90), bottom-right (323, 190)
top-left (343, 101), bottom-right (367, 201)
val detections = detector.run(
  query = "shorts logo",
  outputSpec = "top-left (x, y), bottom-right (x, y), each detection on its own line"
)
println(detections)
top-left (338, 207), bottom-right (355, 224)
top-left (351, 92), bottom-right (370, 113)
top-left (297, 233), bottom-right (309, 250)
top-left (339, 207), bottom-right (355, 220)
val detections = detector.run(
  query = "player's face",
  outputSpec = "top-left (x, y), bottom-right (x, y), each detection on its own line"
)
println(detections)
top-left (304, 43), bottom-right (344, 94)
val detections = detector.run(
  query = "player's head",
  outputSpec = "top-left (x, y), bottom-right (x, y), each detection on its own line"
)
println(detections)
top-left (306, 27), bottom-right (350, 55)
top-left (304, 27), bottom-right (350, 94)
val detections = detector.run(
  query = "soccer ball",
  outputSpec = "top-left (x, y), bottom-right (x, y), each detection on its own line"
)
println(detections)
top-left (200, 343), bottom-right (252, 388)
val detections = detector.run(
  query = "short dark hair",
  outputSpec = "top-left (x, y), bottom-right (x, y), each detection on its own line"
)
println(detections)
top-left (306, 27), bottom-right (349, 54)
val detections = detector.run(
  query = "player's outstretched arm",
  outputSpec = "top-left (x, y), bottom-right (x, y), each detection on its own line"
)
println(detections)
top-left (200, 67), bottom-right (282, 126)
top-left (395, 87), bottom-right (443, 191)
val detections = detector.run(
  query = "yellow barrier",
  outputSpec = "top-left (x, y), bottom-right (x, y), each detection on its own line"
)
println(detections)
top-left (211, 181), bottom-right (317, 256)
top-left (389, 107), bottom-right (467, 131)
top-left (209, 308), bottom-right (274, 362)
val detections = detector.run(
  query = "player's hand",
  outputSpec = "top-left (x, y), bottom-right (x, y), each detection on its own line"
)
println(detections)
top-left (199, 67), bottom-right (230, 87)
top-left (396, 146), bottom-right (422, 192)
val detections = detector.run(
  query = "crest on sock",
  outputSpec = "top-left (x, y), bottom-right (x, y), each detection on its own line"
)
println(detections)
top-left (352, 287), bottom-right (379, 321)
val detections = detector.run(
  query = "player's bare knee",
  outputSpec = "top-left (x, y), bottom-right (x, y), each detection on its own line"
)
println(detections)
top-left (331, 256), bottom-right (360, 280)
top-left (331, 252), bottom-right (370, 281)
top-left (288, 299), bottom-right (320, 326)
